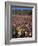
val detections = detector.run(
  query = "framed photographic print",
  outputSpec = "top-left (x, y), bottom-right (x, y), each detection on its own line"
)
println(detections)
top-left (5, 2), bottom-right (37, 44)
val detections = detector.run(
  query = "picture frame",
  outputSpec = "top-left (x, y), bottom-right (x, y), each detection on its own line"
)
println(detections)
top-left (5, 1), bottom-right (37, 44)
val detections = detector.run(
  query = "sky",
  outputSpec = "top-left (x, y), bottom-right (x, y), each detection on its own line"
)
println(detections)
top-left (11, 5), bottom-right (32, 11)
top-left (15, 8), bottom-right (32, 10)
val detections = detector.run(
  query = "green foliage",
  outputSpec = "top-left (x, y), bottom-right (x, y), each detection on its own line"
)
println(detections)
top-left (15, 10), bottom-right (32, 15)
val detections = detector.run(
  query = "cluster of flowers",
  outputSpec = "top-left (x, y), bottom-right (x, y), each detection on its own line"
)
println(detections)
top-left (11, 15), bottom-right (32, 38)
